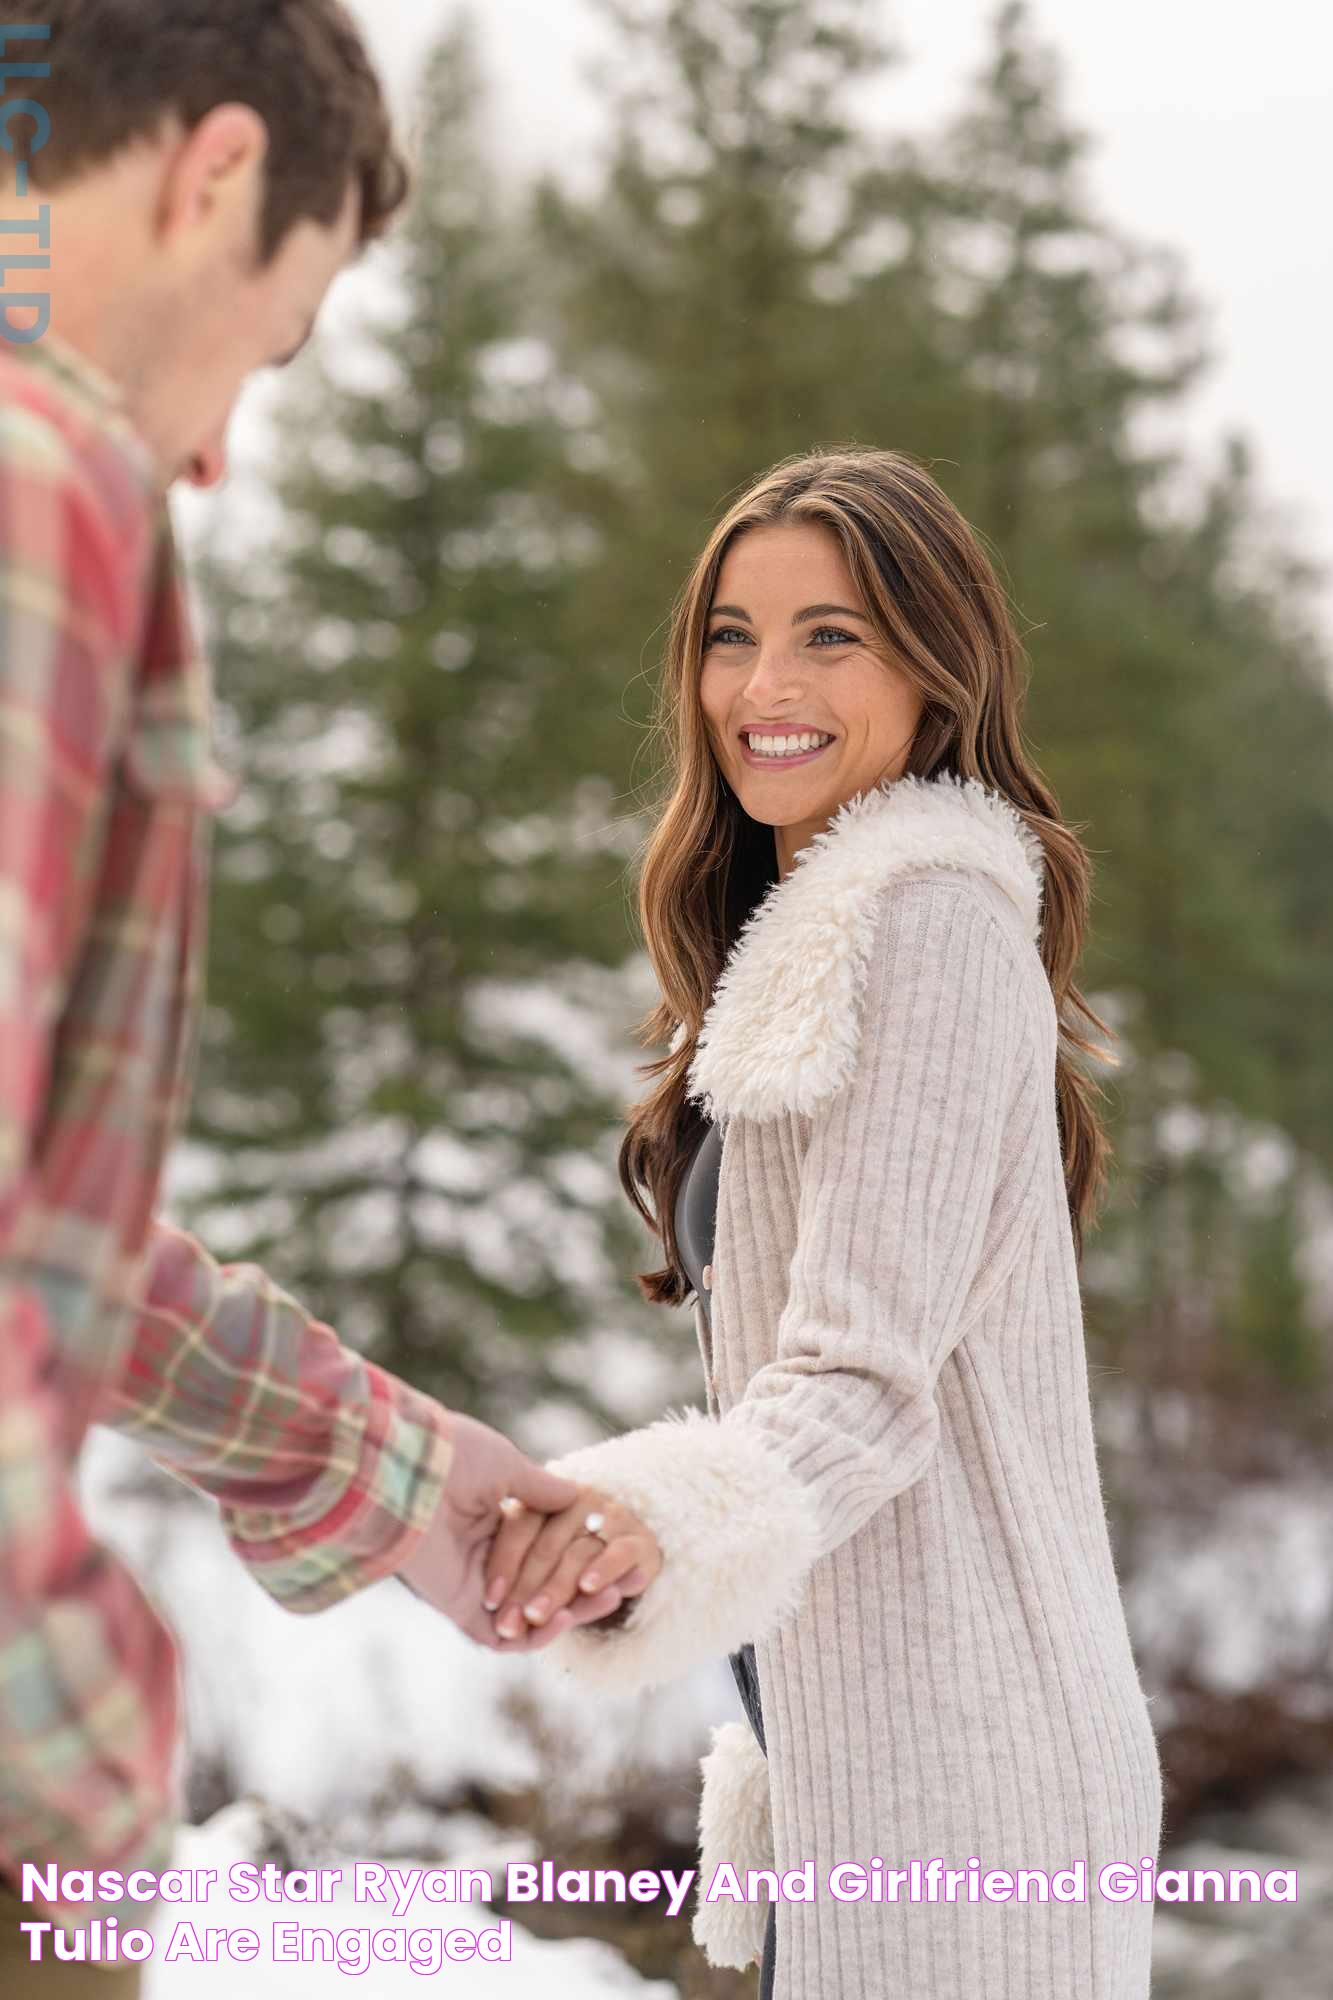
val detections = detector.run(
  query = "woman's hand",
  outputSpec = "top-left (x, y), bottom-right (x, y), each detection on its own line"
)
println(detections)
top-left (483, 1485), bottom-right (663, 1641)
top-left (396, 1414), bottom-right (635, 1650)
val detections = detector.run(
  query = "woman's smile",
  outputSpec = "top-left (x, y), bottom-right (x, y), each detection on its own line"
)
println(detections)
top-left (698, 521), bottom-right (925, 880)
top-left (737, 728), bottom-right (837, 770)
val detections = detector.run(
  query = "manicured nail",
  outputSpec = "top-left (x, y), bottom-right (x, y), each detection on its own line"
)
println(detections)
top-left (483, 1580), bottom-right (506, 1610)
top-left (524, 1597), bottom-right (549, 1624)
top-left (579, 1572), bottom-right (601, 1593)
top-left (497, 1608), bottom-right (524, 1638)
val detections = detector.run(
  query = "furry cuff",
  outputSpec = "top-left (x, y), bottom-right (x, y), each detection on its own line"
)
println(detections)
top-left (540, 1406), bottom-right (821, 1693)
top-left (692, 1719), bottom-right (775, 1970)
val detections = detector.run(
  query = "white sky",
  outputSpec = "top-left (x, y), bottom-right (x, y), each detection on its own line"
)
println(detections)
top-left (191, 0), bottom-right (1333, 645)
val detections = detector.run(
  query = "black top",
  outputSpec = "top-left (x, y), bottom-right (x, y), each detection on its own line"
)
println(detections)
top-left (674, 1118), bottom-right (724, 1310)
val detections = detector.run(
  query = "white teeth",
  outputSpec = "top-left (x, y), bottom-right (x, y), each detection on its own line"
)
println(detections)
top-left (745, 731), bottom-right (833, 758)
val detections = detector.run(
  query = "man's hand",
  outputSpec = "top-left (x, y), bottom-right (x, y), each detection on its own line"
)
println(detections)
top-left (397, 1413), bottom-right (640, 1651)
top-left (483, 1483), bottom-right (664, 1641)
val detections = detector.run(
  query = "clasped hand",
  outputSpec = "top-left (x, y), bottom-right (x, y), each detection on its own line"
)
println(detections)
top-left (396, 1412), bottom-right (663, 1651)
top-left (484, 1485), bottom-right (664, 1644)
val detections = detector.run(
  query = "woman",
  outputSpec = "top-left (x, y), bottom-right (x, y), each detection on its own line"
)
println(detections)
top-left (481, 447), bottom-right (1165, 1998)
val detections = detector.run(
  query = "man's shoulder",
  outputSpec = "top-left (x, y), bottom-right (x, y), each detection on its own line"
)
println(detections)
top-left (0, 346), bottom-right (154, 549)
top-left (0, 350), bottom-right (83, 468)
top-left (0, 349), bottom-right (163, 659)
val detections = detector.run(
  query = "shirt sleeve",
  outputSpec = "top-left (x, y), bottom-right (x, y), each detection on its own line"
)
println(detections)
top-left (0, 404), bottom-right (180, 1920)
top-left (95, 1220), bottom-right (457, 1613)
top-left (540, 874), bottom-right (1042, 1693)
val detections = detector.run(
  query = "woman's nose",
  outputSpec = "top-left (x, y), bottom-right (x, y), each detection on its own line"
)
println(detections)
top-left (743, 648), bottom-right (804, 698)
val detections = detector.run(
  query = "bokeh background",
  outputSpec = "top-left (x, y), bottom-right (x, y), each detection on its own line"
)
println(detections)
top-left (83, 2), bottom-right (1333, 1992)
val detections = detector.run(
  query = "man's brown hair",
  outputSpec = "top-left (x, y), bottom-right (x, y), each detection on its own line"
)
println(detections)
top-left (1, 0), bottom-right (410, 261)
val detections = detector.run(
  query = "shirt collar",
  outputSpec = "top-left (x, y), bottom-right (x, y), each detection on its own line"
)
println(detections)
top-left (16, 330), bottom-right (162, 495)
top-left (13, 334), bottom-right (241, 813)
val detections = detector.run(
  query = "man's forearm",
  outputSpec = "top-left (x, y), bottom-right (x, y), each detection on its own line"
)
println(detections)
top-left (97, 1219), bottom-right (456, 1612)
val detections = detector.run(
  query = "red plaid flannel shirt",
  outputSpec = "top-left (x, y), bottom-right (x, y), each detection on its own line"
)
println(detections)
top-left (0, 334), bottom-right (456, 1932)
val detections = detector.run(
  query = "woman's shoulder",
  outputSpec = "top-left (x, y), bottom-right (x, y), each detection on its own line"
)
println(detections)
top-left (864, 867), bottom-right (1056, 1060)
top-left (688, 775), bottom-right (1050, 1125)
top-left (688, 862), bottom-right (1047, 1127)
top-left (863, 863), bottom-right (1049, 1021)
top-left (870, 863), bottom-right (1043, 983)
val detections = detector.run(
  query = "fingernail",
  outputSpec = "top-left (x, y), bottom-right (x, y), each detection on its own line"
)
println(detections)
top-left (579, 1572), bottom-right (600, 1593)
top-left (483, 1580), bottom-right (506, 1611)
top-left (524, 1598), bottom-right (549, 1624)
top-left (497, 1609), bottom-right (523, 1638)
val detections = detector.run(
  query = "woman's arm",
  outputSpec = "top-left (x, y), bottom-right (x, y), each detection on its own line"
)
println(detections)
top-left (538, 874), bottom-right (1040, 1692)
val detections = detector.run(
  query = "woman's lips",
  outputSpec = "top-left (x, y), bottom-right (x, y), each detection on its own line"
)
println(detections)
top-left (738, 735), bottom-right (835, 769)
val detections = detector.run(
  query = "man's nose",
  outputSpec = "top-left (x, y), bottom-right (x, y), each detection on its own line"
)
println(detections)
top-left (183, 433), bottom-right (229, 489)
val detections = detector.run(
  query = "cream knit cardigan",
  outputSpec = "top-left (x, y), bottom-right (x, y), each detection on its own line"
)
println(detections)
top-left (545, 771), bottom-right (1164, 1998)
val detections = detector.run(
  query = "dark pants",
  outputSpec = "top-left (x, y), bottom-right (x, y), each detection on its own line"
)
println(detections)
top-left (728, 1642), bottom-right (777, 1999)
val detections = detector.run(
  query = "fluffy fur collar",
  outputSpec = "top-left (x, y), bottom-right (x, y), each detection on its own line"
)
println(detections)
top-left (678, 769), bottom-right (1046, 1124)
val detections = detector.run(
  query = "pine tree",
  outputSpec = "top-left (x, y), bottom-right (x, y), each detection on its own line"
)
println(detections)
top-left (527, 0), bottom-right (1333, 1465)
top-left (838, 5), bottom-right (1333, 1469)
top-left (185, 13), bottom-right (670, 1427)
top-left (528, 0), bottom-right (911, 744)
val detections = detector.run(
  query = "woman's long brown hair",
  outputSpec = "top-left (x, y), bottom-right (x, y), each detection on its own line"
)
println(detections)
top-left (617, 446), bottom-right (1117, 1304)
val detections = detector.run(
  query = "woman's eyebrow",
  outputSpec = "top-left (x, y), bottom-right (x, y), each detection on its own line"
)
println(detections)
top-left (707, 602), bottom-right (870, 624)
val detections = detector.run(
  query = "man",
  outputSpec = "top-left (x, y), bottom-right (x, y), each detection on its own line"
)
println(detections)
top-left (0, 4), bottom-right (644, 1985)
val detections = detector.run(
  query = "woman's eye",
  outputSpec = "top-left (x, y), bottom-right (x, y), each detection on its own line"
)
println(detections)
top-left (705, 625), bottom-right (856, 648)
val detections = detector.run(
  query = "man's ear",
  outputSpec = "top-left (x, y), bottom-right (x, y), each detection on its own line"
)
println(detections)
top-left (155, 103), bottom-right (270, 262)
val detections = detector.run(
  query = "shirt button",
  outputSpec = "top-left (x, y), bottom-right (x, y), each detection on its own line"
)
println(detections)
top-left (702, 1263), bottom-right (713, 1291)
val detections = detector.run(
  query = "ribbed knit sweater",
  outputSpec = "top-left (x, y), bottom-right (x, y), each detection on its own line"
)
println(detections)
top-left (546, 772), bottom-right (1165, 1998)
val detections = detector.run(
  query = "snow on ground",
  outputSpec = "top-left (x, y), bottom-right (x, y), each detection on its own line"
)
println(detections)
top-left (80, 1430), bottom-right (734, 1830)
top-left (76, 1428), bottom-right (742, 1994)
top-left (136, 1803), bottom-right (678, 1997)
top-left (1126, 1472), bottom-right (1333, 1706)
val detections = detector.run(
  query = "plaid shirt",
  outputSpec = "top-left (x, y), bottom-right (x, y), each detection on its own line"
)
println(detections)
top-left (0, 335), bottom-right (456, 1932)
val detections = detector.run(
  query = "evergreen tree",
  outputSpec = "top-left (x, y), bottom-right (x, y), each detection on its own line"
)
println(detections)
top-left (183, 0), bottom-right (1333, 1466)
top-left (186, 12), bottom-right (671, 1428)
top-left (529, 0), bottom-right (1333, 1465)
top-left (529, 0), bottom-right (912, 749)
top-left (826, 5), bottom-right (1333, 1471)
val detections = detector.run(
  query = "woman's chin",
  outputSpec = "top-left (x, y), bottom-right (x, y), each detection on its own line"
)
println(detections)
top-left (734, 777), bottom-right (850, 831)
